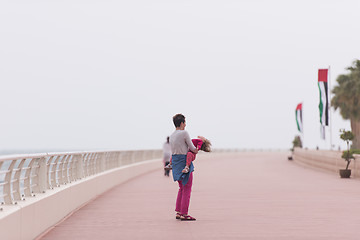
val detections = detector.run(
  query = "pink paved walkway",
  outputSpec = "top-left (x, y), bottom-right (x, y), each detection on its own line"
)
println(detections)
top-left (40, 152), bottom-right (360, 240)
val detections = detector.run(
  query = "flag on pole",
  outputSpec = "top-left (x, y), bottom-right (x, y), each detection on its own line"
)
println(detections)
top-left (295, 103), bottom-right (303, 133)
top-left (318, 69), bottom-right (329, 126)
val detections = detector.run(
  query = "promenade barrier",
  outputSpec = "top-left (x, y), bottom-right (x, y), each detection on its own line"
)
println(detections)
top-left (293, 148), bottom-right (360, 178)
top-left (0, 150), bottom-right (162, 240)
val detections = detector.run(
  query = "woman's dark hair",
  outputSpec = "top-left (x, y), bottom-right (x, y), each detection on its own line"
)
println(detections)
top-left (173, 114), bottom-right (185, 127)
top-left (166, 136), bottom-right (170, 143)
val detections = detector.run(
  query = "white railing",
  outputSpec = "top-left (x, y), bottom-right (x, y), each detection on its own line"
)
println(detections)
top-left (0, 150), bottom-right (162, 206)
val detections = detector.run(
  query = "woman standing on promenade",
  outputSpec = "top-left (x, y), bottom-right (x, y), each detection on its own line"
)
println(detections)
top-left (169, 114), bottom-right (198, 221)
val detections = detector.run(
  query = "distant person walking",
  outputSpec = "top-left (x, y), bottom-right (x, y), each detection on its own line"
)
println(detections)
top-left (169, 114), bottom-right (198, 221)
top-left (163, 136), bottom-right (172, 177)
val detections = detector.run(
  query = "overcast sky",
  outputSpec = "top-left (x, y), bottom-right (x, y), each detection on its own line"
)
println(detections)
top-left (0, 0), bottom-right (359, 154)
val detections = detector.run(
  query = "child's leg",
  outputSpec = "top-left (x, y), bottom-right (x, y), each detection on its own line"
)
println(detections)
top-left (182, 152), bottom-right (195, 173)
top-left (186, 152), bottom-right (195, 166)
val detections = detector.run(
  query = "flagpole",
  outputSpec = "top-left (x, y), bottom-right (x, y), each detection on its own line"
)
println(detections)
top-left (328, 65), bottom-right (333, 150)
top-left (301, 101), bottom-right (304, 147)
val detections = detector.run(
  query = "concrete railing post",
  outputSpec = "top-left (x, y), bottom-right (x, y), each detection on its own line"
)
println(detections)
top-left (3, 160), bottom-right (16, 204)
top-left (131, 151), bottom-right (135, 164)
top-left (101, 153), bottom-right (106, 173)
top-left (76, 154), bottom-right (84, 179)
top-left (38, 157), bottom-right (48, 193)
top-left (117, 152), bottom-right (123, 167)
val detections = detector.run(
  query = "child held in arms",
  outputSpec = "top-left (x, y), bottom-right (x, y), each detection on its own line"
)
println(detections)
top-left (165, 136), bottom-right (211, 173)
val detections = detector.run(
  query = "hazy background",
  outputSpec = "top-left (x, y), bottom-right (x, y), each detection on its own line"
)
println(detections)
top-left (1, 0), bottom-right (359, 154)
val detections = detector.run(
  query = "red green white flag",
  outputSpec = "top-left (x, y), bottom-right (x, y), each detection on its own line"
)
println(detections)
top-left (318, 69), bottom-right (329, 126)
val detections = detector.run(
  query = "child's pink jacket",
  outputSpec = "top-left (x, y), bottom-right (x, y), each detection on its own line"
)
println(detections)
top-left (186, 139), bottom-right (203, 166)
top-left (190, 139), bottom-right (203, 152)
